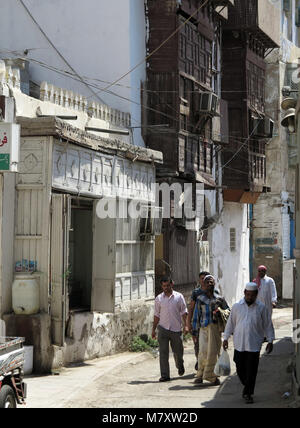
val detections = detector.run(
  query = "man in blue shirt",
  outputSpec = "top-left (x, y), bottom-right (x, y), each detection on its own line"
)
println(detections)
top-left (186, 271), bottom-right (210, 370)
top-left (193, 275), bottom-right (230, 386)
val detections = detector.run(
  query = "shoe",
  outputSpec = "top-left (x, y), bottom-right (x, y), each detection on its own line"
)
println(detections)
top-left (195, 362), bottom-right (198, 371)
top-left (212, 378), bottom-right (221, 386)
top-left (193, 377), bottom-right (203, 384)
top-left (178, 366), bottom-right (185, 376)
top-left (244, 395), bottom-right (254, 404)
top-left (159, 377), bottom-right (170, 382)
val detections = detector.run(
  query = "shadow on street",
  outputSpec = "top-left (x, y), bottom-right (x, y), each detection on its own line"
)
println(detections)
top-left (200, 337), bottom-right (294, 408)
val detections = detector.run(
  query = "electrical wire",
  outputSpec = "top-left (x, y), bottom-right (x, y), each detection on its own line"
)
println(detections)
top-left (92, 0), bottom-right (211, 97)
top-left (0, 47), bottom-right (271, 168)
top-left (0, 48), bottom-right (271, 147)
top-left (217, 116), bottom-right (265, 177)
top-left (17, 0), bottom-right (106, 105)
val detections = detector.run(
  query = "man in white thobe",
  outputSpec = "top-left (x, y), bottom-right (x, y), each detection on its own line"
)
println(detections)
top-left (223, 282), bottom-right (275, 404)
top-left (253, 265), bottom-right (277, 317)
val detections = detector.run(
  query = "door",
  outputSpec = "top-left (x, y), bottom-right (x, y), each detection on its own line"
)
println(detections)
top-left (50, 194), bottom-right (70, 346)
top-left (91, 200), bottom-right (116, 313)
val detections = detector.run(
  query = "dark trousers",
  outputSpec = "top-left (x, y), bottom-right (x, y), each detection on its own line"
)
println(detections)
top-left (233, 350), bottom-right (260, 396)
top-left (158, 325), bottom-right (184, 378)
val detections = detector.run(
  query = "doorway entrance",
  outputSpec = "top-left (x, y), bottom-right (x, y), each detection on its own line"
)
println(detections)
top-left (68, 198), bottom-right (93, 311)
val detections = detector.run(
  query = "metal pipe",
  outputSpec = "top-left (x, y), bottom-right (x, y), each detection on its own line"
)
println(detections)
top-left (85, 127), bottom-right (130, 136)
top-left (37, 114), bottom-right (78, 120)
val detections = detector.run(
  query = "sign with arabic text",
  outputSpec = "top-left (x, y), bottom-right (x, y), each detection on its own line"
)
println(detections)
top-left (0, 123), bottom-right (20, 172)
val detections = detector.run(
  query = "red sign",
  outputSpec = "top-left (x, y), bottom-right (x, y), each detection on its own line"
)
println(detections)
top-left (0, 133), bottom-right (8, 147)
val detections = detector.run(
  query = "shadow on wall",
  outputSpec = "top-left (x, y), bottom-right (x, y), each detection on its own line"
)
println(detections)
top-left (201, 337), bottom-right (294, 408)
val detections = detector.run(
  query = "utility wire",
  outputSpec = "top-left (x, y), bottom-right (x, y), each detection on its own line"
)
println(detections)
top-left (17, 0), bottom-right (106, 105)
top-left (0, 47), bottom-right (271, 167)
top-left (89, 0), bottom-right (210, 97)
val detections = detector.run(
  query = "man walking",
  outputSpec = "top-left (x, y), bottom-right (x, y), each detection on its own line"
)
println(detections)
top-left (186, 271), bottom-right (210, 370)
top-left (253, 265), bottom-right (277, 317)
top-left (152, 276), bottom-right (188, 382)
top-left (194, 275), bottom-right (230, 386)
top-left (223, 282), bottom-right (275, 404)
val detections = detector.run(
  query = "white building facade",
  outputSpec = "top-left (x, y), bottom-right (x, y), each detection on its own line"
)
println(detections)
top-left (0, 42), bottom-right (162, 370)
top-left (252, 0), bottom-right (300, 298)
top-left (0, 0), bottom-right (146, 146)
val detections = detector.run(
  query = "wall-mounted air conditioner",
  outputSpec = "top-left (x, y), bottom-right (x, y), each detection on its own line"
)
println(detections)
top-left (252, 117), bottom-right (274, 139)
top-left (194, 92), bottom-right (219, 115)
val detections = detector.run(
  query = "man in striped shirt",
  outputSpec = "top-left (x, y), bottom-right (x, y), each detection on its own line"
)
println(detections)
top-left (193, 275), bottom-right (230, 386)
top-left (186, 271), bottom-right (210, 371)
top-left (152, 276), bottom-right (188, 382)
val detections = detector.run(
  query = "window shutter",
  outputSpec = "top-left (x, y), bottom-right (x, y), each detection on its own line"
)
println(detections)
top-left (230, 228), bottom-right (236, 252)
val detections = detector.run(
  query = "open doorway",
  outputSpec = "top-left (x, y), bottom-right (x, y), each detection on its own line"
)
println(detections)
top-left (68, 198), bottom-right (93, 311)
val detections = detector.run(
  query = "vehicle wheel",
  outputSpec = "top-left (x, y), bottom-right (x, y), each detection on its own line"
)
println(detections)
top-left (0, 385), bottom-right (17, 408)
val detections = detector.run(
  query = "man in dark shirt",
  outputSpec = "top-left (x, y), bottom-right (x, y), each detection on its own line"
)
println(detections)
top-left (186, 271), bottom-right (210, 370)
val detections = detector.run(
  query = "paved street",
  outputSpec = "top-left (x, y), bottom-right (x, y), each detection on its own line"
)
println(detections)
top-left (23, 305), bottom-right (296, 408)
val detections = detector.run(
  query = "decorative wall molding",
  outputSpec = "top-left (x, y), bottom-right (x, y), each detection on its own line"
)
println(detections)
top-left (52, 141), bottom-right (156, 202)
top-left (40, 81), bottom-right (131, 128)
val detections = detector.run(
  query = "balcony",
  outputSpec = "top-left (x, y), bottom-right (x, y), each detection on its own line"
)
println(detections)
top-left (183, 137), bottom-right (216, 188)
top-left (222, 145), bottom-right (267, 204)
top-left (249, 151), bottom-right (266, 184)
top-left (225, 0), bottom-right (280, 48)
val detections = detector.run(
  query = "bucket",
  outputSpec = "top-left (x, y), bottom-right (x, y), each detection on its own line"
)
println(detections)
top-left (23, 346), bottom-right (33, 375)
top-left (12, 274), bottom-right (40, 315)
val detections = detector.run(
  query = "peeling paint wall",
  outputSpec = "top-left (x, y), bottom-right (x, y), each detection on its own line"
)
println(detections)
top-left (60, 300), bottom-right (154, 367)
top-left (4, 299), bottom-right (155, 372)
top-left (209, 202), bottom-right (250, 307)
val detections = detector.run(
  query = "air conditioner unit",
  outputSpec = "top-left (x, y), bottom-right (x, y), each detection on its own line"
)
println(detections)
top-left (252, 117), bottom-right (274, 138)
top-left (195, 92), bottom-right (219, 115)
top-left (140, 205), bottom-right (163, 239)
top-left (264, 118), bottom-right (274, 138)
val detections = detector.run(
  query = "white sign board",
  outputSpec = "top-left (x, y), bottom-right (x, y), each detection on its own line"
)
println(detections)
top-left (0, 123), bottom-right (20, 172)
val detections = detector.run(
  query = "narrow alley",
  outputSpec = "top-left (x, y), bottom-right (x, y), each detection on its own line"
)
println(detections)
top-left (23, 306), bottom-right (295, 408)
top-left (1, 0), bottom-right (300, 410)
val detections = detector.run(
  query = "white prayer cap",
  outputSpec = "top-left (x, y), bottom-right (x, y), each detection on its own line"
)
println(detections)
top-left (204, 275), bottom-right (215, 282)
top-left (245, 282), bottom-right (258, 291)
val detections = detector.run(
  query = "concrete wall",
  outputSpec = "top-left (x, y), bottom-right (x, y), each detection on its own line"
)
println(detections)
top-left (209, 202), bottom-right (250, 307)
top-left (0, 0), bottom-right (146, 146)
top-left (252, 194), bottom-right (283, 296)
top-left (252, 2), bottom-right (300, 298)
top-left (4, 299), bottom-right (154, 372)
top-left (283, 259), bottom-right (295, 299)
top-left (62, 300), bottom-right (154, 366)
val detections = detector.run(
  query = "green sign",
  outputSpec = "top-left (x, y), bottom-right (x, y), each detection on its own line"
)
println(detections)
top-left (0, 154), bottom-right (10, 171)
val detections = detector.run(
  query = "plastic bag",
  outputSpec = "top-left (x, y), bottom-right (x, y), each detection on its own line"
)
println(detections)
top-left (214, 350), bottom-right (231, 376)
